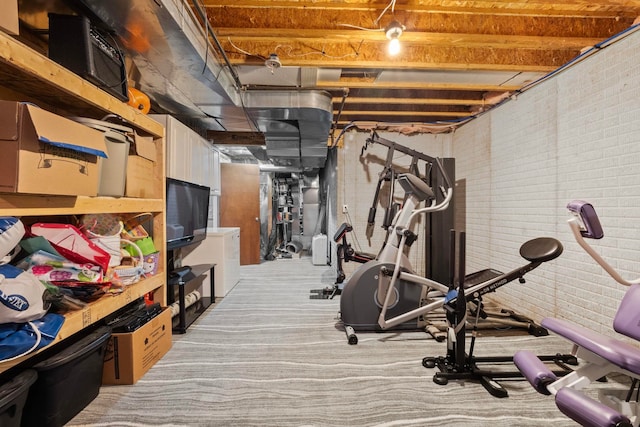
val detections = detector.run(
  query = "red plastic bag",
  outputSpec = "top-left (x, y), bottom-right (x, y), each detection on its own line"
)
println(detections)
top-left (29, 223), bottom-right (110, 273)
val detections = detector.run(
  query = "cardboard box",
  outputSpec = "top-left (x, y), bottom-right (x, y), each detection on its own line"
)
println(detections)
top-left (0, 101), bottom-right (107, 196)
top-left (125, 132), bottom-right (158, 198)
top-left (102, 307), bottom-right (172, 385)
top-left (0, 1), bottom-right (19, 35)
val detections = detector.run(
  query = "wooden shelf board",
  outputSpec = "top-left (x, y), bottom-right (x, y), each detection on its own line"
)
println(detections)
top-left (59, 274), bottom-right (166, 335)
top-left (0, 31), bottom-right (164, 137)
top-left (0, 273), bottom-right (166, 374)
top-left (0, 195), bottom-right (164, 215)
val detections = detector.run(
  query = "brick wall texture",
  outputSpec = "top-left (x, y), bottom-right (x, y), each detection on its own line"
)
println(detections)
top-left (336, 29), bottom-right (640, 337)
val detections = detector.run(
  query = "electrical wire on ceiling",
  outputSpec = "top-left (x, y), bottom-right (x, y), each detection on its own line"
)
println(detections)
top-left (227, 38), bottom-right (361, 62)
top-left (227, 37), bottom-right (267, 61)
top-left (336, 23), bottom-right (384, 32)
top-left (340, 20), bottom-right (640, 136)
top-left (336, 0), bottom-right (398, 31)
top-left (374, 0), bottom-right (397, 27)
top-left (273, 44), bottom-right (361, 60)
top-left (336, 0), bottom-right (404, 56)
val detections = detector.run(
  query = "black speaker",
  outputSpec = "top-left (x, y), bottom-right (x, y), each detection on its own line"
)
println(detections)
top-left (48, 14), bottom-right (128, 102)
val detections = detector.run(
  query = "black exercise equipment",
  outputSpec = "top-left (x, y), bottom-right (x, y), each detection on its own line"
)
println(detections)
top-left (360, 131), bottom-right (441, 239)
top-left (310, 223), bottom-right (374, 299)
top-left (422, 232), bottom-right (577, 398)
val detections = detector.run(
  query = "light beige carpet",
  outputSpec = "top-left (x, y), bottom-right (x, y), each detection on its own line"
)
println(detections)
top-left (68, 257), bottom-right (618, 426)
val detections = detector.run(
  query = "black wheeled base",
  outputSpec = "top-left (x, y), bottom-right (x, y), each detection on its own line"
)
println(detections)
top-left (422, 353), bottom-right (578, 398)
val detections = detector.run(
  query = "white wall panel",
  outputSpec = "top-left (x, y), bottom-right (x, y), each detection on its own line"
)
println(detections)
top-left (151, 114), bottom-right (221, 229)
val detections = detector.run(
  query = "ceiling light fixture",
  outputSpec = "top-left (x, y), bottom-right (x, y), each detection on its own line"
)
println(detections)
top-left (265, 53), bottom-right (282, 73)
top-left (385, 20), bottom-right (404, 56)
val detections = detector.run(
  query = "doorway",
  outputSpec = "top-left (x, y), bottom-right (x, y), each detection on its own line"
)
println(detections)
top-left (220, 163), bottom-right (261, 265)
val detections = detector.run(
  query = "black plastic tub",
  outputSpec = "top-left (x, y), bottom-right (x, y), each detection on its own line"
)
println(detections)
top-left (0, 369), bottom-right (37, 427)
top-left (21, 326), bottom-right (111, 427)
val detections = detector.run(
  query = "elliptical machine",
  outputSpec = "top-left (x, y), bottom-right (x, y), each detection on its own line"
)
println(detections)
top-left (339, 161), bottom-right (565, 346)
top-left (340, 161), bottom-right (454, 333)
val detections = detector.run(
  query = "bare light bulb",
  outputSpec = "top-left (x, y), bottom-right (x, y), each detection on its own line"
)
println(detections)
top-left (388, 37), bottom-right (401, 55)
top-left (385, 20), bottom-right (404, 56)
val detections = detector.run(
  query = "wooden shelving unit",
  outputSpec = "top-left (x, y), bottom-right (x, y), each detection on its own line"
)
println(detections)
top-left (0, 31), bottom-right (167, 374)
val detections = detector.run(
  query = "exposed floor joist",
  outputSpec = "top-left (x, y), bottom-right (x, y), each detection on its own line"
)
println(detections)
top-left (193, 0), bottom-right (640, 131)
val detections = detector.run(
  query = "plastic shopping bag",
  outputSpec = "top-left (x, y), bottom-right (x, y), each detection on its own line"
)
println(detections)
top-left (0, 313), bottom-right (65, 361)
top-left (0, 264), bottom-right (50, 324)
top-left (30, 223), bottom-right (110, 273)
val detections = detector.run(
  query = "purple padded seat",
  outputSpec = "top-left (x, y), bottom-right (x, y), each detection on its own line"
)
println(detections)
top-left (542, 316), bottom-right (640, 377)
top-left (613, 284), bottom-right (640, 341)
top-left (542, 284), bottom-right (640, 376)
top-left (555, 387), bottom-right (632, 427)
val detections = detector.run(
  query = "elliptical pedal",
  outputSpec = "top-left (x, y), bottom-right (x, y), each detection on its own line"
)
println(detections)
top-left (309, 285), bottom-right (341, 299)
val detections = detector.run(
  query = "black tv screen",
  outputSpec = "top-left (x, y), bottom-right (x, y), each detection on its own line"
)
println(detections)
top-left (166, 178), bottom-right (210, 251)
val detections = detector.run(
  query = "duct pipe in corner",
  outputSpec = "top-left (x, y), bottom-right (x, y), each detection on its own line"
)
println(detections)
top-left (243, 90), bottom-right (333, 171)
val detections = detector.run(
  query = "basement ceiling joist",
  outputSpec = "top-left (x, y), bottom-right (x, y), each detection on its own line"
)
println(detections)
top-left (193, 0), bottom-right (640, 133)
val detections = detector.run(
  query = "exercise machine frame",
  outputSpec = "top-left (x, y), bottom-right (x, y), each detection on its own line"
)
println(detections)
top-left (421, 231), bottom-right (576, 398)
top-left (310, 223), bottom-right (374, 299)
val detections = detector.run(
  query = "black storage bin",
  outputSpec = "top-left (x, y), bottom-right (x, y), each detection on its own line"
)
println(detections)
top-left (21, 326), bottom-right (111, 427)
top-left (0, 370), bottom-right (37, 427)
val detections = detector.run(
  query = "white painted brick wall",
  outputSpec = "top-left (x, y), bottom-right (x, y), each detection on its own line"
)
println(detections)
top-left (334, 31), bottom-right (639, 338)
top-left (453, 29), bottom-right (640, 336)
top-left (450, 115), bottom-right (492, 274)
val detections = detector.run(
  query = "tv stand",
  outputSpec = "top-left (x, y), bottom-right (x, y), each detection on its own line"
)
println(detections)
top-left (167, 263), bottom-right (215, 333)
top-left (169, 266), bottom-right (192, 279)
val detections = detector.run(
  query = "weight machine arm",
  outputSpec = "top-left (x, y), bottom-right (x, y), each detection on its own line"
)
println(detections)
top-left (361, 131), bottom-right (452, 235)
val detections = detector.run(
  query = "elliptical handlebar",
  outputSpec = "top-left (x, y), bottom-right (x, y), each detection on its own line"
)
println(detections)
top-left (417, 156), bottom-right (453, 213)
top-left (408, 186), bottom-right (453, 225)
top-left (567, 200), bottom-right (640, 286)
top-left (435, 157), bottom-right (453, 193)
top-left (398, 156), bottom-right (453, 224)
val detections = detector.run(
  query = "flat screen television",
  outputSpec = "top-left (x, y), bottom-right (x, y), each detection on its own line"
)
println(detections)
top-left (166, 177), bottom-right (210, 251)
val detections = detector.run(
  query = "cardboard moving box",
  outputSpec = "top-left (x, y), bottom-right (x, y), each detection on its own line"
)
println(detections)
top-left (0, 101), bottom-right (107, 196)
top-left (102, 306), bottom-right (172, 385)
top-left (0, 1), bottom-right (19, 35)
top-left (125, 132), bottom-right (158, 198)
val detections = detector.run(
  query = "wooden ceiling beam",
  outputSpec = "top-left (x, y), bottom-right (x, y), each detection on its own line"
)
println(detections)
top-left (318, 81), bottom-right (521, 92)
top-left (216, 28), bottom-right (602, 51)
top-left (335, 110), bottom-right (471, 118)
top-left (334, 97), bottom-right (489, 106)
top-left (333, 120), bottom-right (465, 127)
top-left (203, 7), bottom-right (634, 38)
top-left (222, 42), bottom-right (572, 71)
top-left (206, 131), bottom-right (266, 145)
top-left (198, 0), bottom-right (640, 19)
